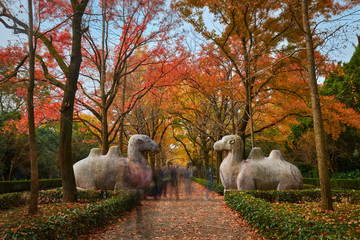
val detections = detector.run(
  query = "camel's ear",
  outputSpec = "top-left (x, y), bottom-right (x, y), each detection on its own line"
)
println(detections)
top-left (229, 139), bottom-right (235, 144)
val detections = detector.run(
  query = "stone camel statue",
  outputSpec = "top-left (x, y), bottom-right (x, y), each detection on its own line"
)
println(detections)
top-left (73, 134), bottom-right (158, 190)
top-left (214, 135), bottom-right (303, 191)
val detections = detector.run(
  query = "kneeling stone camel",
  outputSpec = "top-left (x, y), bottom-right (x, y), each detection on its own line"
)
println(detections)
top-left (214, 135), bottom-right (303, 191)
top-left (73, 134), bottom-right (158, 190)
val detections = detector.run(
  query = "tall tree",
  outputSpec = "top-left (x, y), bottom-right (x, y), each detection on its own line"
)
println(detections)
top-left (77, 0), bottom-right (180, 154)
top-left (57, 0), bottom-right (89, 202)
top-left (295, 0), bottom-right (358, 211)
top-left (0, 0), bottom-right (90, 202)
top-left (27, 0), bottom-right (38, 215)
top-left (172, 0), bottom-right (297, 150)
top-left (300, 0), bottom-right (337, 210)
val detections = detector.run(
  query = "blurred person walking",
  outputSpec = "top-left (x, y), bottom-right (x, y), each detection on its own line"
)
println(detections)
top-left (169, 163), bottom-right (179, 200)
top-left (184, 162), bottom-right (194, 200)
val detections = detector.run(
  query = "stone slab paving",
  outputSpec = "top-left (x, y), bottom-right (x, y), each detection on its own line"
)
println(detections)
top-left (82, 181), bottom-right (262, 240)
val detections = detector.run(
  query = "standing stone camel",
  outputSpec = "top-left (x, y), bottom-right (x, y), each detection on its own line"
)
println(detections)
top-left (214, 135), bottom-right (303, 191)
top-left (73, 134), bottom-right (158, 190)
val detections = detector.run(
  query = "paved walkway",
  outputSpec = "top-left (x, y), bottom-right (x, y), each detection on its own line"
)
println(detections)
top-left (82, 181), bottom-right (262, 240)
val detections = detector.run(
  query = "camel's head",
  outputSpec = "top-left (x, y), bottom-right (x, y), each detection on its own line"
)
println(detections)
top-left (129, 134), bottom-right (158, 153)
top-left (214, 135), bottom-right (243, 152)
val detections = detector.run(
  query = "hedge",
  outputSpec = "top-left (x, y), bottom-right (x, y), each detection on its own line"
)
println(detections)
top-left (0, 188), bottom-right (124, 210)
top-left (192, 177), bottom-right (224, 195)
top-left (303, 178), bottom-right (360, 190)
top-left (0, 192), bottom-right (27, 210)
top-left (0, 179), bottom-right (62, 194)
top-left (225, 191), bottom-right (342, 239)
top-left (244, 189), bottom-right (360, 204)
top-left (1, 190), bottom-right (142, 239)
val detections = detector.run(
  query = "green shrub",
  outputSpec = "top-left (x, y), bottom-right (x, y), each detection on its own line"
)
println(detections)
top-left (2, 190), bottom-right (142, 239)
top-left (38, 188), bottom-right (112, 204)
top-left (0, 179), bottom-right (62, 194)
top-left (0, 180), bottom-right (30, 194)
top-left (332, 189), bottom-right (360, 204)
top-left (192, 177), bottom-right (224, 195)
top-left (0, 192), bottom-right (27, 210)
top-left (303, 178), bottom-right (320, 187)
top-left (246, 189), bottom-right (322, 203)
top-left (331, 169), bottom-right (360, 179)
top-left (245, 189), bottom-right (360, 204)
top-left (331, 178), bottom-right (360, 190)
top-left (225, 191), bottom-right (341, 239)
top-left (302, 184), bottom-right (316, 189)
top-left (1, 188), bottom-right (125, 210)
top-left (303, 178), bottom-right (360, 190)
top-left (39, 179), bottom-right (62, 190)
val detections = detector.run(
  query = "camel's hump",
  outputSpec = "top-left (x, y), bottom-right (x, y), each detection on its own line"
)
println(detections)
top-left (248, 147), bottom-right (265, 161)
top-left (106, 146), bottom-right (121, 158)
top-left (88, 148), bottom-right (102, 158)
top-left (268, 150), bottom-right (284, 161)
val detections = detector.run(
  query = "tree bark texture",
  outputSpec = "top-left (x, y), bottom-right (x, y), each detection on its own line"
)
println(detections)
top-left (100, 1), bottom-right (109, 154)
top-left (59, 0), bottom-right (89, 203)
top-left (301, 0), bottom-right (333, 211)
top-left (27, 0), bottom-right (38, 215)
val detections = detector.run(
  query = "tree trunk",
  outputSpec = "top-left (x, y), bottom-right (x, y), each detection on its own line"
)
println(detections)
top-left (100, 0), bottom-right (109, 155)
top-left (248, 84), bottom-right (255, 148)
top-left (238, 90), bottom-right (250, 159)
top-left (301, 0), bottom-right (333, 211)
top-left (59, 0), bottom-right (89, 203)
top-left (27, 0), bottom-right (38, 215)
top-left (101, 110), bottom-right (109, 154)
top-left (119, 63), bottom-right (127, 155)
top-left (119, 115), bottom-right (125, 155)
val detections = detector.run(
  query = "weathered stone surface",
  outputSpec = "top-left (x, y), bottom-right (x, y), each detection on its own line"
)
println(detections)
top-left (214, 135), bottom-right (303, 191)
top-left (238, 147), bottom-right (303, 190)
top-left (73, 134), bottom-right (158, 190)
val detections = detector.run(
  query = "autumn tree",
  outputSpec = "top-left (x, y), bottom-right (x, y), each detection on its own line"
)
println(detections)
top-left (27, 0), bottom-right (39, 214)
top-left (0, 44), bottom-right (96, 181)
top-left (0, 45), bottom-right (29, 181)
top-left (322, 38), bottom-right (360, 113)
top-left (167, 49), bottom-right (238, 178)
top-left (125, 88), bottom-right (172, 169)
top-left (279, 0), bottom-right (359, 210)
top-left (318, 40), bottom-right (360, 171)
top-left (172, 0), bottom-right (300, 150)
top-left (76, 0), bottom-right (181, 154)
top-left (0, 0), bottom-right (90, 202)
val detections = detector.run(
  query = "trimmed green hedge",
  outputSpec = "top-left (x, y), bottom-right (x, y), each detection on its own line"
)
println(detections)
top-left (0, 188), bottom-right (124, 210)
top-left (0, 179), bottom-right (62, 194)
top-left (2, 190), bottom-right (142, 239)
top-left (303, 178), bottom-right (360, 190)
top-left (192, 177), bottom-right (224, 195)
top-left (194, 177), bottom-right (360, 238)
top-left (244, 189), bottom-right (360, 204)
top-left (0, 192), bottom-right (27, 210)
top-left (225, 191), bottom-right (341, 239)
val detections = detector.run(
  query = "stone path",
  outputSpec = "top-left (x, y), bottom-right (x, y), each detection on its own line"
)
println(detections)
top-left (82, 181), bottom-right (262, 240)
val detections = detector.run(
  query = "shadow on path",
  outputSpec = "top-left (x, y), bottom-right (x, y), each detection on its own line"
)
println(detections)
top-left (82, 182), bottom-right (262, 240)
